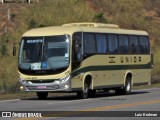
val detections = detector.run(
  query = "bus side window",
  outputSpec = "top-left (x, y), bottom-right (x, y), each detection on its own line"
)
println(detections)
top-left (83, 33), bottom-right (96, 54)
top-left (139, 36), bottom-right (149, 54)
top-left (129, 35), bottom-right (139, 54)
top-left (95, 34), bottom-right (107, 54)
top-left (108, 34), bottom-right (118, 54)
top-left (119, 35), bottom-right (129, 54)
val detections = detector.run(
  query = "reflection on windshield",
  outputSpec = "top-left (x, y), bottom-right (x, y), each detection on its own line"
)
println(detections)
top-left (19, 35), bottom-right (70, 73)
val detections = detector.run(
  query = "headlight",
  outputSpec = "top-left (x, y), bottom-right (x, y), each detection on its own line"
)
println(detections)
top-left (55, 75), bottom-right (70, 84)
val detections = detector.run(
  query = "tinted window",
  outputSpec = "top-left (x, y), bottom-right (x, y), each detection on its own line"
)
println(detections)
top-left (96, 34), bottom-right (107, 53)
top-left (108, 34), bottom-right (118, 54)
top-left (129, 36), bottom-right (139, 54)
top-left (119, 35), bottom-right (129, 54)
top-left (84, 33), bottom-right (96, 54)
top-left (72, 32), bottom-right (82, 62)
top-left (139, 36), bottom-right (149, 54)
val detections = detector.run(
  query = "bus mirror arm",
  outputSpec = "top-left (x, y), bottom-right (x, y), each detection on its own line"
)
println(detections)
top-left (13, 43), bottom-right (16, 56)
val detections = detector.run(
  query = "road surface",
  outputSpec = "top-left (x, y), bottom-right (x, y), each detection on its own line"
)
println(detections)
top-left (0, 88), bottom-right (160, 120)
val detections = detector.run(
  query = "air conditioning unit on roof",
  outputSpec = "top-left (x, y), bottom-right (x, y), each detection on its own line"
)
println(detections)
top-left (62, 22), bottom-right (119, 29)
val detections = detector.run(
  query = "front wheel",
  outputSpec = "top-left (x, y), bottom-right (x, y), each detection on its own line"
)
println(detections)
top-left (37, 92), bottom-right (48, 100)
top-left (77, 82), bottom-right (89, 99)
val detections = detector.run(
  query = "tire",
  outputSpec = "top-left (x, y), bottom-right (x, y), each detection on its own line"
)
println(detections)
top-left (123, 76), bottom-right (131, 95)
top-left (88, 90), bottom-right (96, 98)
top-left (115, 76), bottom-right (131, 95)
top-left (115, 89), bottom-right (123, 95)
top-left (37, 92), bottom-right (48, 100)
top-left (77, 82), bottom-right (89, 99)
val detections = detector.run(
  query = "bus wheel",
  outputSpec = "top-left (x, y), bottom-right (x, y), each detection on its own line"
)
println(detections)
top-left (37, 92), bottom-right (48, 100)
top-left (88, 90), bottom-right (96, 98)
top-left (115, 76), bottom-right (131, 95)
top-left (77, 82), bottom-right (89, 99)
top-left (123, 76), bottom-right (132, 95)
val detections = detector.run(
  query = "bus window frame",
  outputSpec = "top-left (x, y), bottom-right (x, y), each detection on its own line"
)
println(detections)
top-left (72, 32), bottom-right (83, 62)
top-left (107, 33), bottom-right (119, 55)
top-left (83, 32), bottom-right (97, 55)
top-left (95, 33), bottom-right (108, 54)
top-left (118, 34), bottom-right (129, 54)
top-left (138, 35), bottom-right (150, 55)
top-left (128, 35), bottom-right (140, 55)
top-left (80, 32), bottom-right (150, 58)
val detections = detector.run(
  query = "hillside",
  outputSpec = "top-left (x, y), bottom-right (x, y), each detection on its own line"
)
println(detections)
top-left (0, 0), bottom-right (160, 93)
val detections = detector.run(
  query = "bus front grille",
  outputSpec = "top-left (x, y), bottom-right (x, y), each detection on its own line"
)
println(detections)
top-left (26, 85), bottom-right (59, 90)
top-left (29, 80), bottom-right (56, 84)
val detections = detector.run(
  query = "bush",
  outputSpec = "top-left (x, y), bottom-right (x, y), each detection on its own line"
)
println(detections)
top-left (0, 45), bottom-right (7, 56)
top-left (27, 19), bottom-right (37, 29)
top-left (0, 35), bottom-right (9, 56)
top-left (93, 12), bottom-right (107, 23)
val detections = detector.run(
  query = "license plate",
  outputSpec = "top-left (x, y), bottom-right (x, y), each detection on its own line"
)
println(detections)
top-left (37, 86), bottom-right (46, 89)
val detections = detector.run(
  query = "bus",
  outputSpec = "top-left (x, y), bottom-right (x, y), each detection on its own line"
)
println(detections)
top-left (13, 23), bottom-right (153, 100)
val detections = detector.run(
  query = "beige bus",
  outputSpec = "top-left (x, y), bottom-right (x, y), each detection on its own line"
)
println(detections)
top-left (14, 23), bottom-right (153, 99)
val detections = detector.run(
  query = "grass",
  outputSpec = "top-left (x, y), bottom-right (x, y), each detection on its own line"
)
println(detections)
top-left (25, 0), bottom-right (94, 27)
top-left (0, 92), bottom-right (36, 100)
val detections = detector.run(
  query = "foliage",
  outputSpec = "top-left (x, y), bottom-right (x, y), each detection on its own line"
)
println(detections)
top-left (0, 34), bottom-right (10, 56)
top-left (25, 0), bottom-right (94, 26)
top-left (0, 45), bottom-right (7, 55)
top-left (27, 19), bottom-right (37, 29)
top-left (93, 12), bottom-right (107, 23)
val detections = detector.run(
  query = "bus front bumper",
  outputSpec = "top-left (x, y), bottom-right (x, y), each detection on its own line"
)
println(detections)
top-left (19, 76), bottom-right (72, 92)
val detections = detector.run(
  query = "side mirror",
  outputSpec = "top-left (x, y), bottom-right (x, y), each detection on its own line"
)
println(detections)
top-left (13, 44), bottom-right (16, 56)
top-left (151, 54), bottom-right (154, 68)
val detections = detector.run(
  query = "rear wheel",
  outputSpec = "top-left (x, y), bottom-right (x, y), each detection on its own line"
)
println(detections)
top-left (37, 92), bottom-right (48, 100)
top-left (124, 76), bottom-right (131, 95)
top-left (77, 82), bottom-right (89, 99)
top-left (115, 76), bottom-right (131, 95)
top-left (88, 90), bottom-right (96, 98)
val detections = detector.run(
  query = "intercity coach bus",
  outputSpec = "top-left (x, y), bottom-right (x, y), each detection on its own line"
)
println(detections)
top-left (13, 23), bottom-right (153, 100)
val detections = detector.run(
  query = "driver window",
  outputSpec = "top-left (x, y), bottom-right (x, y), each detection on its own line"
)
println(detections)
top-left (72, 32), bottom-right (82, 62)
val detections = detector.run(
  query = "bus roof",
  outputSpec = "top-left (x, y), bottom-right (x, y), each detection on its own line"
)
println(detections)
top-left (22, 23), bottom-right (149, 37)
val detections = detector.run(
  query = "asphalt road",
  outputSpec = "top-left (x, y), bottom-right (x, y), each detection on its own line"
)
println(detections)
top-left (0, 88), bottom-right (160, 120)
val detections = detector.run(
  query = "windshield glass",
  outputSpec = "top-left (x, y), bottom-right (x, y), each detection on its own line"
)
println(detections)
top-left (18, 35), bottom-right (70, 75)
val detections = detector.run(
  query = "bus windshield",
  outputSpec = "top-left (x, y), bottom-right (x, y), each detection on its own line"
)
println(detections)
top-left (18, 35), bottom-right (70, 74)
